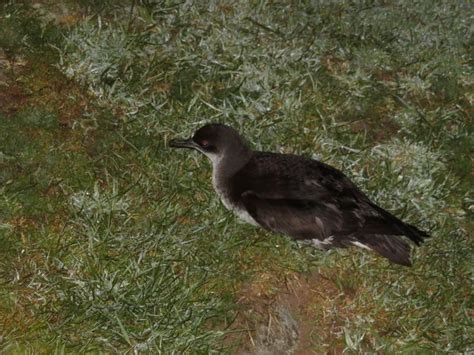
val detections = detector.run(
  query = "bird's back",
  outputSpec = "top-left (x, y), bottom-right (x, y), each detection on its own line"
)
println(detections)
top-left (227, 152), bottom-right (429, 266)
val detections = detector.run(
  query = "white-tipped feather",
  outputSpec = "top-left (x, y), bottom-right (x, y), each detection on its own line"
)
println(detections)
top-left (351, 241), bottom-right (372, 250)
top-left (312, 236), bottom-right (334, 249)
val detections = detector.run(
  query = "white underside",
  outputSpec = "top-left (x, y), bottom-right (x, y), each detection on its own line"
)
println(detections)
top-left (312, 239), bottom-right (372, 251)
top-left (224, 202), bottom-right (259, 226)
top-left (311, 236), bottom-right (334, 249)
top-left (351, 241), bottom-right (372, 250)
top-left (206, 151), bottom-right (260, 226)
top-left (214, 178), bottom-right (259, 226)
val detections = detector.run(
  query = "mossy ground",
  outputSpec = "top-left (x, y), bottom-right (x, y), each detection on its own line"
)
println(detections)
top-left (0, 1), bottom-right (472, 353)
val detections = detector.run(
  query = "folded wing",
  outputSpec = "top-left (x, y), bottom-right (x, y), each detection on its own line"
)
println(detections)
top-left (232, 153), bottom-right (429, 265)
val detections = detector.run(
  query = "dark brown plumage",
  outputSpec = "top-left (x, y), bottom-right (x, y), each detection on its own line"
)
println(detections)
top-left (169, 123), bottom-right (430, 266)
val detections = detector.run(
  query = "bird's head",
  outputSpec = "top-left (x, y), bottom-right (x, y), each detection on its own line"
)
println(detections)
top-left (169, 123), bottom-right (251, 167)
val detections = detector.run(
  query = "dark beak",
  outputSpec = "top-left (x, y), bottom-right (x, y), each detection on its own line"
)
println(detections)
top-left (168, 138), bottom-right (199, 149)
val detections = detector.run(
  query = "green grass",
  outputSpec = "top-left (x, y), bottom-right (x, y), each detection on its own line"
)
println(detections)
top-left (0, 1), bottom-right (472, 353)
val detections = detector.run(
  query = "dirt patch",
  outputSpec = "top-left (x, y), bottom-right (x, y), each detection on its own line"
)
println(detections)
top-left (232, 270), bottom-right (353, 354)
top-left (0, 83), bottom-right (29, 116)
top-left (0, 51), bottom-right (29, 116)
top-left (0, 49), bottom-right (91, 127)
top-left (350, 117), bottom-right (400, 142)
top-left (21, 59), bottom-right (91, 127)
top-left (322, 55), bottom-right (350, 74)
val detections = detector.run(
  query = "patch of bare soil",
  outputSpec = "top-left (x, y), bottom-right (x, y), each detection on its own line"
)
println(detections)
top-left (232, 270), bottom-right (351, 355)
top-left (0, 82), bottom-right (29, 116)
top-left (0, 48), bottom-right (93, 129)
top-left (350, 117), bottom-right (400, 142)
top-left (0, 50), bottom-right (29, 116)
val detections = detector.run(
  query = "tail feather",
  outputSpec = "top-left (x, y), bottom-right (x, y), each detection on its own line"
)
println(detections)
top-left (368, 202), bottom-right (430, 245)
top-left (347, 203), bottom-right (430, 266)
top-left (357, 234), bottom-right (413, 266)
top-left (402, 222), bottom-right (430, 245)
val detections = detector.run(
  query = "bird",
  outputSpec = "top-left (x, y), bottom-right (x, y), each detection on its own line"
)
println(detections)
top-left (169, 123), bottom-right (430, 266)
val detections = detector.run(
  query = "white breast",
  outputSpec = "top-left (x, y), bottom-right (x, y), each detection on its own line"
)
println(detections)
top-left (212, 166), bottom-right (259, 226)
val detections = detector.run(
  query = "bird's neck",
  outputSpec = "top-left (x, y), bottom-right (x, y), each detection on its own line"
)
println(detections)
top-left (213, 147), bottom-right (253, 180)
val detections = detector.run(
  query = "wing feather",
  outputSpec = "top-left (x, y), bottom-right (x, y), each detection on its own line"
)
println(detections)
top-left (230, 152), bottom-right (429, 247)
top-left (226, 152), bottom-right (430, 266)
top-left (231, 153), bottom-right (369, 241)
top-left (241, 191), bottom-right (363, 241)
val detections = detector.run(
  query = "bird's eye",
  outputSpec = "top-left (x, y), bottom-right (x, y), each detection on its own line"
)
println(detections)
top-left (200, 140), bottom-right (209, 147)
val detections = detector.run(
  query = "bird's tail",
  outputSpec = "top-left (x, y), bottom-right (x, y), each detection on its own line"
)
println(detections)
top-left (368, 202), bottom-right (430, 245)
top-left (357, 234), bottom-right (412, 266)
top-left (349, 203), bottom-right (430, 266)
